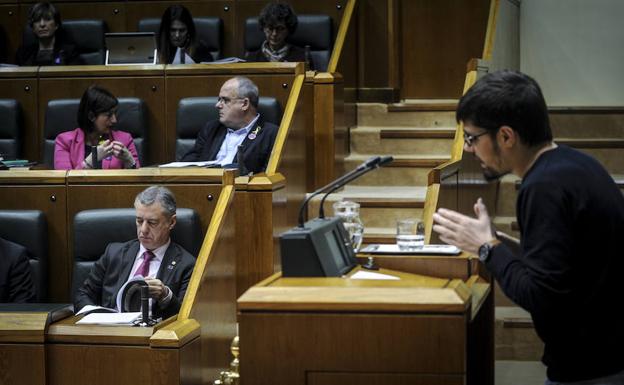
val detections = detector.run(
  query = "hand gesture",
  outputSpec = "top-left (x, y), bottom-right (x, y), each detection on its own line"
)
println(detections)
top-left (432, 198), bottom-right (495, 255)
top-left (145, 278), bottom-right (169, 301)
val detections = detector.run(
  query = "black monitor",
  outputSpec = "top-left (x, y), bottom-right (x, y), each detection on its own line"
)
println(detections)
top-left (280, 217), bottom-right (357, 277)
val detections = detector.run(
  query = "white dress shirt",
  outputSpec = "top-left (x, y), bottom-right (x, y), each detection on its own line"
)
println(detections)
top-left (215, 114), bottom-right (260, 165)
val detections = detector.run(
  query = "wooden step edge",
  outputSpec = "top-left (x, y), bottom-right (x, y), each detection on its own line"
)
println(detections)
top-left (380, 130), bottom-right (456, 139)
top-left (387, 158), bottom-right (450, 167)
top-left (388, 103), bottom-right (458, 112)
top-left (511, 221), bottom-right (519, 231)
top-left (557, 138), bottom-right (624, 148)
top-left (549, 106), bottom-right (624, 114)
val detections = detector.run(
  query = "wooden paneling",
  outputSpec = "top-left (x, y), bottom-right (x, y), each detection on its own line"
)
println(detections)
top-left (0, 344), bottom-right (46, 385)
top-left (307, 373), bottom-right (462, 385)
top-left (0, 180), bottom-right (68, 301)
top-left (0, 71), bottom-right (38, 160)
top-left (0, 4), bottom-right (20, 64)
top-left (38, 72), bottom-right (166, 164)
top-left (399, 0), bottom-right (490, 99)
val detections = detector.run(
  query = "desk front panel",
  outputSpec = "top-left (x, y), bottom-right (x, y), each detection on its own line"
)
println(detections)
top-left (0, 343), bottom-right (46, 385)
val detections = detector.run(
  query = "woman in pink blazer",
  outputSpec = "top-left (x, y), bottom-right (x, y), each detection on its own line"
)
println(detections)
top-left (54, 85), bottom-right (140, 170)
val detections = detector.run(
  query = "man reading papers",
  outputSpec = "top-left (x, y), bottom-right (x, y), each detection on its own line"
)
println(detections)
top-left (74, 186), bottom-right (195, 319)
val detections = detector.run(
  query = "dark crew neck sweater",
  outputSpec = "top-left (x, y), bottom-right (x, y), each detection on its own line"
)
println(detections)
top-left (487, 145), bottom-right (624, 382)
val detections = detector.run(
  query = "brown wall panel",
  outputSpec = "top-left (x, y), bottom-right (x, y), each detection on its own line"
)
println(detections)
top-left (38, 76), bottom-right (166, 164)
top-left (0, 4), bottom-right (20, 63)
top-left (0, 76), bottom-right (38, 160)
top-left (399, 0), bottom-right (490, 99)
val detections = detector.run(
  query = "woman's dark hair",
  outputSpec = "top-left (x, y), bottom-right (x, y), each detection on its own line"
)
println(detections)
top-left (77, 85), bottom-right (118, 134)
top-left (456, 70), bottom-right (552, 147)
top-left (28, 2), bottom-right (62, 28)
top-left (258, 2), bottom-right (298, 35)
top-left (157, 5), bottom-right (197, 63)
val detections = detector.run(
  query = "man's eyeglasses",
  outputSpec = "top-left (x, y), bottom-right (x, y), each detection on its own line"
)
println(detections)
top-left (217, 97), bottom-right (245, 105)
top-left (463, 131), bottom-right (489, 147)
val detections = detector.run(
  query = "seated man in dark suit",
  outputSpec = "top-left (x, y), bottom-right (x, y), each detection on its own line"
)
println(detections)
top-left (180, 76), bottom-right (279, 174)
top-left (75, 186), bottom-right (195, 318)
top-left (0, 237), bottom-right (36, 303)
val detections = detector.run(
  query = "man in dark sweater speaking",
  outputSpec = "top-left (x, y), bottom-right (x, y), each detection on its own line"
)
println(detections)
top-left (433, 71), bottom-right (624, 384)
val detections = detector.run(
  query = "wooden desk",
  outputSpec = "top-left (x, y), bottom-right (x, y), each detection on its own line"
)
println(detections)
top-left (238, 266), bottom-right (493, 385)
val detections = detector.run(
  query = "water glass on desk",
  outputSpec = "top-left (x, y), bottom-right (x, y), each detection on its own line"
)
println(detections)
top-left (396, 219), bottom-right (425, 250)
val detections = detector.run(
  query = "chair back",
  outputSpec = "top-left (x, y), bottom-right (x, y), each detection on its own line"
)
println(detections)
top-left (175, 96), bottom-right (282, 160)
top-left (0, 210), bottom-right (48, 301)
top-left (0, 99), bottom-right (22, 159)
top-left (71, 208), bottom-right (202, 301)
top-left (244, 14), bottom-right (333, 71)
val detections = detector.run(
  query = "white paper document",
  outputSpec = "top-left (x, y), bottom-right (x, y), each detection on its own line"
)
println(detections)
top-left (76, 312), bottom-right (141, 325)
top-left (360, 244), bottom-right (461, 255)
top-left (350, 271), bottom-right (400, 280)
top-left (158, 160), bottom-right (219, 168)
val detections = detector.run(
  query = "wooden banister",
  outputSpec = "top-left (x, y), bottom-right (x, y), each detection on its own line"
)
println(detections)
top-left (327, 0), bottom-right (357, 73)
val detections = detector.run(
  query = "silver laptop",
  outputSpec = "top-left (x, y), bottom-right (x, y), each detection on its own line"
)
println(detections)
top-left (105, 32), bottom-right (157, 65)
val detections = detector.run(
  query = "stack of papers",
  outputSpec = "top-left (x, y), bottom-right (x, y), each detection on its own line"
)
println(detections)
top-left (76, 312), bottom-right (141, 325)
top-left (158, 160), bottom-right (219, 168)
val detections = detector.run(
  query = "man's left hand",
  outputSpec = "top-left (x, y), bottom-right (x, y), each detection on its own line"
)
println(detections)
top-left (145, 278), bottom-right (169, 301)
top-left (432, 197), bottom-right (495, 255)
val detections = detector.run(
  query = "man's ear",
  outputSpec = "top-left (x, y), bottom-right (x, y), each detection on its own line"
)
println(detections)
top-left (241, 98), bottom-right (250, 112)
top-left (498, 125), bottom-right (516, 149)
top-left (169, 214), bottom-right (177, 230)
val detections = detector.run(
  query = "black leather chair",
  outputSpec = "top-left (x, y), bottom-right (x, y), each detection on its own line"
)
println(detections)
top-left (138, 17), bottom-right (223, 61)
top-left (23, 19), bottom-right (108, 65)
top-left (175, 96), bottom-right (282, 160)
top-left (71, 207), bottom-right (202, 301)
top-left (0, 210), bottom-right (48, 302)
top-left (43, 98), bottom-right (148, 168)
top-left (244, 15), bottom-right (333, 71)
top-left (0, 99), bottom-right (22, 159)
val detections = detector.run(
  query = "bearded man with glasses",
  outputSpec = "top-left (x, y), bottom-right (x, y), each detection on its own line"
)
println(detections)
top-left (180, 76), bottom-right (278, 174)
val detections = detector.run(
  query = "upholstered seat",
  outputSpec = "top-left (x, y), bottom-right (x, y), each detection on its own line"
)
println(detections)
top-left (244, 15), bottom-right (333, 71)
top-left (71, 208), bottom-right (202, 301)
top-left (0, 210), bottom-right (48, 301)
top-left (138, 17), bottom-right (223, 61)
top-left (43, 98), bottom-right (148, 167)
top-left (175, 96), bottom-right (282, 160)
top-left (0, 99), bottom-right (22, 159)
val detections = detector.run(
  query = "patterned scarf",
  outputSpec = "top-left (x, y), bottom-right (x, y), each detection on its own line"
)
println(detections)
top-left (261, 40), bottom-right (291, 62)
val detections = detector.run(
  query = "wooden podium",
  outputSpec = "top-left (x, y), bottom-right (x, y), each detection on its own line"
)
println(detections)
top-left (238, 263), bottom-right (493, 385)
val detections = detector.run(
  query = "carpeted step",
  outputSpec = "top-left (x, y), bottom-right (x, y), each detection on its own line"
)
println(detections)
top-left (349, 126), bottom-right (456, 155)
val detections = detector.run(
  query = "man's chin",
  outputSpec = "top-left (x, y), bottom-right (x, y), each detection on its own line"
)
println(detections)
top-left (483, 168), bottom-right (507, 182)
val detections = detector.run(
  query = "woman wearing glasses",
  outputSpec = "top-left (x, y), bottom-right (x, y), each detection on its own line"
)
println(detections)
top-left (245, 2), bottom-right (313, 69)
top-left (54, 85), bottom-right (140, 170)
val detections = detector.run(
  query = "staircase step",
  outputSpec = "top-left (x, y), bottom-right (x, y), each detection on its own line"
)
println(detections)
top-left (357, 103), bottom-right (457, 127)
top-left (495, 175), bottom-right (520, 217)
top-left (388, 100), bottom-right (458, 112)
top-left (495, 306), bottom-right (543, 361)
top-left (557, 138), bottom-right (624, 148)
top-left (307, 186), bottom-right (426, 230)
top-left (344, 154), bottom-right (449, 186)
top-left (550, 107), bottom-right (624, 138)
top-left (350, 126), bottom-right (455, 155)
top-left (493, 216), bottom-right (520, 240)
top-left (495, 361), bottom-right (546, 385)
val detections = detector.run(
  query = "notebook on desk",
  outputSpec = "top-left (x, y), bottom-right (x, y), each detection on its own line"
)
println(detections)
top-left (105, 32), bottom-right (157, 65)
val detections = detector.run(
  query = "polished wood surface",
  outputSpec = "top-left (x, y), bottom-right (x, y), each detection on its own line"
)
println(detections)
top-left (239, 269), bottom-right (492, 385)
top-left (399, 0), bottom-right (490, 99)
top-left (0, 344), bottom-right (45, 385)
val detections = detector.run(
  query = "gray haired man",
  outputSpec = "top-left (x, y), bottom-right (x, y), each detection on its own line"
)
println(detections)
top-left (75, 186), bottom-right (196, 318)
top-left (180, 76), bottom-right (279, 173)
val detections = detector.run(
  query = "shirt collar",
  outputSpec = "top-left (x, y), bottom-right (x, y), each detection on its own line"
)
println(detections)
top-left (138, 239), bottom-right (170, 262)
top-left (227, 114), bottom-right (260, 134)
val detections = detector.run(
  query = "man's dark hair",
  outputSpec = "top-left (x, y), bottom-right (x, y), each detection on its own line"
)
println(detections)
top-left (456, 70), bottom-right (552, 147)
top-left (28, 2), bottom-right (61, 28)
top-left (258, 2), bottom-right (299, 35)
top-left (157, 5), bottom-right (197, 63)
top-left (77, 85), bottom-right (118, 135)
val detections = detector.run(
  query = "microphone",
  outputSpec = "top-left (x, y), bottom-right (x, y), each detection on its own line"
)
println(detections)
top-left (140, 285), bottom-right (150, 326)
top-left (318, 156), bottom-right (393, 218)
top-left (91, 145), bottom-right (101, 169)
top-left (297, 156), bottom-right (382, 227)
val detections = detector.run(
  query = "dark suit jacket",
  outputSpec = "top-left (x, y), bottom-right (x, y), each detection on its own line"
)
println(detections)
top-left (165, 39), bottom-right (214, 64)
top-left (15, 38), bottom-right (81, 66)
top-left (0, 237), bottom-right (36, 303)
top-left (74, 240), bottom-right (195, 318)
top-left (180, 115), bottom-right (278, 174)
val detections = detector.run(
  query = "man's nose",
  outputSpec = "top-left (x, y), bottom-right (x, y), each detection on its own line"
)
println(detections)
top-left (139, 221), bottom-right (149, 234)
top-left (464, 142), bottom-right (475, 153)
